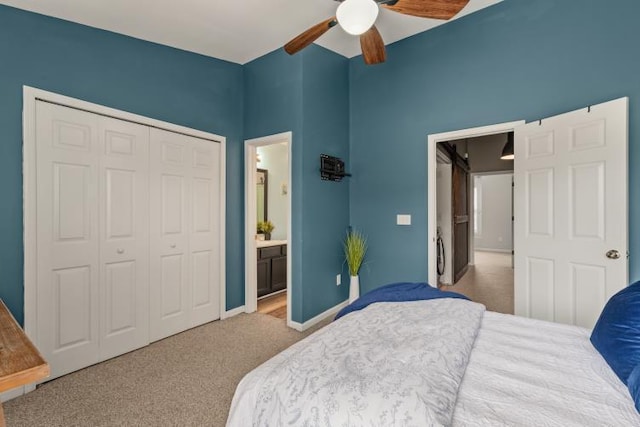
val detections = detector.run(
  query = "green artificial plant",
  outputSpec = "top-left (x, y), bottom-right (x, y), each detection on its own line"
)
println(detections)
top-left (344, 229), bottom-right (367, 277)
top-left (257, 220), bottom-right (275, 234)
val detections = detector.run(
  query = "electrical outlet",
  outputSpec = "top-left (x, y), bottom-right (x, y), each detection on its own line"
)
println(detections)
top-left (336, 274), bottom-right (341, 286)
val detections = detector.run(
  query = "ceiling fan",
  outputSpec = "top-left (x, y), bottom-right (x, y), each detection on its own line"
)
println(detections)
top-left (284, 0), bottom-right (470, 65)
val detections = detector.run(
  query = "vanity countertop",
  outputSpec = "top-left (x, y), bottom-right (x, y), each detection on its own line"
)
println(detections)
top-left (256, 239), bottom-right (287, 248)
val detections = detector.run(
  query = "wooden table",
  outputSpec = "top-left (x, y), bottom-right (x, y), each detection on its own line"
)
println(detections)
top-left (0, 300), bottom-right (50, 427)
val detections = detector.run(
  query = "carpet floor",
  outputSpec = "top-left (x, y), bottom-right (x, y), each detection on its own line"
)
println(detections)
top-left (4, 313), bottom-right (329, 427)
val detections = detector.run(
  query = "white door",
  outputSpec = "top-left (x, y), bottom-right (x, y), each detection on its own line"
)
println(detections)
top-left (98, 116), bottom-right (150, 360)
top-left (514, 98), bottom-right (628, 328)
top-left (149, 129), bottom-right (221, 341)
top-left (36, 101), bottom-right (101, 379)
top-left (149, 128), bottom-right (191, 341)
top-left (189, 137), bottom-right (222, 327)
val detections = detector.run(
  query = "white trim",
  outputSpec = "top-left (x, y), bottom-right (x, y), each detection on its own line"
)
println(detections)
top-left (257, 288), bottom-right (286, 301)
top-left (288, 299), bottom-right (348, 332)
top-left (427, 120), bottom-right (524, 286)
top-left (22, 86), bottom-right (227, 361)
top-left (475, 248), bottom-right (513, 254)
top-left (1, 386), bottom-right (25, 403)
top-left (221, 305), bottom-right (246, 319)
top-left (244, 132), bottom-right (293, 327)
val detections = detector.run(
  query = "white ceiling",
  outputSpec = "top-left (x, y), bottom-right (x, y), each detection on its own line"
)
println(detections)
top-left (1, 0), bottom-right (501, 64)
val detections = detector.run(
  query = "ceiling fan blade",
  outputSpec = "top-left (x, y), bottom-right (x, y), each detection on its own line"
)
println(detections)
top-left (360, 25), bottom-right (386, 65)
top-left (383, 0), bottom-right (470, 20)
top-left (284, 17), bottom-right (337, 55)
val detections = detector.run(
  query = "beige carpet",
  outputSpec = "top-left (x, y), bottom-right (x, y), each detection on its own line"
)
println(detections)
top-left (442, 251), bottom-right (514, 314)
top-left (4, 313), bottom-right (329, 427)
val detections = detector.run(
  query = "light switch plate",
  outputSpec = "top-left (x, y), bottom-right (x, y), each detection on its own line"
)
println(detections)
top-left (397, 214), bottom-right (411, 226)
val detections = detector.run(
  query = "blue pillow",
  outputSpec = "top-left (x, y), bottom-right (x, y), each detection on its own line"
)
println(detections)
top-left (627, 364), bottom-right (640, 412)
top-left (590, 281), bottom-right (640, 385)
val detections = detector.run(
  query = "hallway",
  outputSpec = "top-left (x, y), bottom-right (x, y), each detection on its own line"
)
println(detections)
top-left (442, 251), bottom-right (514, 314)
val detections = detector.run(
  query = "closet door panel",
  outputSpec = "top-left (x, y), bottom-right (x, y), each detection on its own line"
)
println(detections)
top-left (36, 101), bottom-right (100, 380)
top-left (99, 116), bottom-right (150, 360)
top-left (190, 138), bottom-right (221, 326)
top-left (150, 128), bottom-right (191, 341)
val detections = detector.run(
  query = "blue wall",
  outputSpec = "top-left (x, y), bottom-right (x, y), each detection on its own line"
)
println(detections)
top-left (244, 49), bottom-right (305, 322)
top-left (0, 5), bottom-right (244, 324)
top-left (301, 47), bottom-right (351, 320)
top-left (349, 0), bottom-right (640, 292)
top-left (244, 46), bottom-right (350, 322)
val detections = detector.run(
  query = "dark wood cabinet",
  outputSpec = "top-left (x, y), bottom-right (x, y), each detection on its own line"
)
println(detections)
top-left (257, 244), bottom-right (287, 298)
top-left (257, 258), bottom-right (271, 297)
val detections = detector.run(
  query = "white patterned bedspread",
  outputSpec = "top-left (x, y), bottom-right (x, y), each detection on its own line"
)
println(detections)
top-left (227, 298), bottom-right (485, 427)
top-left (452, 311), bottom-right (640, 426)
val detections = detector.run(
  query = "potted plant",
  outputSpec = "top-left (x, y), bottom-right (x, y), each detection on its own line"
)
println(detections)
top-left (257, 220), bottom-right (275, 241)
top-left (344, 229), bottom-right (367, 303)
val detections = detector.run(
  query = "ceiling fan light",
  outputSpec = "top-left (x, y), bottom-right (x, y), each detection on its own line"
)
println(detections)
top-left (337, 0), bottom-right (379, 36)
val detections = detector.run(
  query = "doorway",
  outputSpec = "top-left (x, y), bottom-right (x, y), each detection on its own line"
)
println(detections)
top-left (244, 132), bottom-right (292, 325)
top-left (449, 171), bottom-right (515, 314)
top-left (428, 121), bottom-right (523, 314)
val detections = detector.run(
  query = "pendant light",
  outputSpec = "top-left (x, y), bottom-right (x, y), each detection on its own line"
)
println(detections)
top-left (500, 132), bottom-right (514, 160)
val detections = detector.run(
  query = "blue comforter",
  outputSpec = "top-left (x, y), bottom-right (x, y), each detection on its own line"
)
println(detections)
top-left (335, 282), bottom-right (469, 320)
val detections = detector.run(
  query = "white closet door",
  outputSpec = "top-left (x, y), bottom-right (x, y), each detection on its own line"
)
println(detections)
top-left (98, 116), bottom-right (150, 360)
top-left (190, 137), bottom-right (221, 326)
top-left (36, 101), bottom-right (100, 379)
top-left (149, 129), bottom-right (192, 341)
top-left (149, 129), bottom-right (221, 341)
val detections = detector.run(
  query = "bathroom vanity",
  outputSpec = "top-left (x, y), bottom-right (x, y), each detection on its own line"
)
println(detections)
top-left (257, 240), bottom-right (287, 298)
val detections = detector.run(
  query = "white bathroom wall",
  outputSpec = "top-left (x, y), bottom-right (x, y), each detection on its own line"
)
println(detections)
top-left (474, 173), bottom-right (513, 252)
top-left (257, 143), bottom-right (288, 240)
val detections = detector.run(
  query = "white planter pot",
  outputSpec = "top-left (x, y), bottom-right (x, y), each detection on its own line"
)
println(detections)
top-left (349, 275), bottom-right (360, 303)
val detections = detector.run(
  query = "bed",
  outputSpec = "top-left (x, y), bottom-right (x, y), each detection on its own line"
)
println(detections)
top-left (227, 283), bottom-right (640, 426)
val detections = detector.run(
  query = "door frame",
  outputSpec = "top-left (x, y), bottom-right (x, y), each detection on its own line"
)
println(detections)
top-left (427, 120), bottom-right (524, 285)
top-left (22, 86), bottom-right (228, 383)
top-left (244, 132), bottom-right (292, 327)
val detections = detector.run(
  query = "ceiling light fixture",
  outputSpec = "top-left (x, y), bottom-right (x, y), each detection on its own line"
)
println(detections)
top-left (500, 132), bottom-right (514, 160)
top-left (336, 0), bottom-right (379, 36)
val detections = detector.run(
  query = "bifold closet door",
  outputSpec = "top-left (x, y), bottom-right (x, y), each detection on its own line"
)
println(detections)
top-left (149, 129), bottom-right (221, 342)
top-left (36, 102), bottom-right (101, 379)
top-left (98, 116), bottom-right (150, 360)
top-left (35, 102), bottom-right (150, 380)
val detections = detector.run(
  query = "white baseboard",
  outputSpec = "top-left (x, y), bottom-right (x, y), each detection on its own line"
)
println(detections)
top-left (221, 305), bottom-right (246, 320)
top-left (1, 386), bottom-right (25, 403)
top-left (475, 248), bottom-right (512, 254)
top-left (287, 299), bottom-right (349, 332)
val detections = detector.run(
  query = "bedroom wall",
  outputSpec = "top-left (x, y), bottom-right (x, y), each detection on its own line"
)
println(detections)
top-left (0, 4), bottom-right (244, 325)
top-left (244, 45), bottom-right (350, 323)
top-left (300, 46), bottom-right (350, 321)
top-left (349, 0), bottom-right (640, 292)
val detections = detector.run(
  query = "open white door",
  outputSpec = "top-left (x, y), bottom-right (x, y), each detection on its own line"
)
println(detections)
top-left (514, 98), bottom-right (628, 329)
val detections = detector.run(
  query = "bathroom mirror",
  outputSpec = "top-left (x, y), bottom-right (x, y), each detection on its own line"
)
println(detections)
top-left (256, 168), bottom-right (268, 223)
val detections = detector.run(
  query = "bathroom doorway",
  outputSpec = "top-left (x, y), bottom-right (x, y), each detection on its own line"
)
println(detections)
top-left (244, 132), bottom-right (292, 324)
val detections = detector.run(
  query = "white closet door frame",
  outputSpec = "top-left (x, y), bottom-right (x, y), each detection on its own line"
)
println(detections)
top-left (22, 86), bottom-right (227, 390)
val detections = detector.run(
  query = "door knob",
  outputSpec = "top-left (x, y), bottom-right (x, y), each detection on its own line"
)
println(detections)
top-left (117, 248), bottom-right (124, 254)
top-left (606, 250), bottom-right (621, 260)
